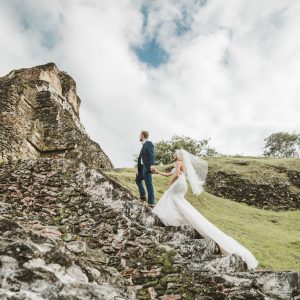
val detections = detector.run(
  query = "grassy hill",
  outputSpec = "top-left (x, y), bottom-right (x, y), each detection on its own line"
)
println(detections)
top-left (205, 156), bottom-right (300, 210)
top-left (106, 157), bottom-right (300, 273)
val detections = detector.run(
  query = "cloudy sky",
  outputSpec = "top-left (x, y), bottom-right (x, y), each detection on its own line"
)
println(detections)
top-left (0, 0), bottom-right (299, 167)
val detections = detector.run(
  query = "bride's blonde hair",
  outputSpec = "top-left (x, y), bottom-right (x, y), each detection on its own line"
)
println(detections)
top-left (175, 149), bottom-right (183, 161)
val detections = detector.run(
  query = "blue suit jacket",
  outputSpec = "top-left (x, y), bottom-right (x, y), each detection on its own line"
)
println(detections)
top-left (138, 141), bottom-right (155, 172)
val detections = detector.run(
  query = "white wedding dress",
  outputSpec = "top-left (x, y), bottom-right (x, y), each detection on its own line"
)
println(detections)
top-left (152, 167), bottom-right (259, 270)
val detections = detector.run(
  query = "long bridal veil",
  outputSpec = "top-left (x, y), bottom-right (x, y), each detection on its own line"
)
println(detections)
top-left (176, 149), bottom-right (208, 195)
top-left (174, 148), bottom-right (259, 270)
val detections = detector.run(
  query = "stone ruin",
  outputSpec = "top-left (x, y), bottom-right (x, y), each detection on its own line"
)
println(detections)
top-left (0, 62), bottom-right (112, 170)
top-left (206, 162), bottom-right (300, 211)
top-left (0, 63), bottom-right (299, 299)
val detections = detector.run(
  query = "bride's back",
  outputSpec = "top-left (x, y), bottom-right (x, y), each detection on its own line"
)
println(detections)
top-left (174, 160), bottom-right (186, 175)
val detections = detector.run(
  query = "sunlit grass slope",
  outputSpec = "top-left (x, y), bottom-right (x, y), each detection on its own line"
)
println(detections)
top-left (106, 163), bottom-right (300, 272)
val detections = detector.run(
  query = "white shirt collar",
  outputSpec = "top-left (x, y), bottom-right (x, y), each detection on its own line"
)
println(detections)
top-left (142, 139), bottom-right (148, 145)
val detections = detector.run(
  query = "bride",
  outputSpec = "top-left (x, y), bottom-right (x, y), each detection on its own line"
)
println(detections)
top-left (152, 149), bottom-right (258, 270)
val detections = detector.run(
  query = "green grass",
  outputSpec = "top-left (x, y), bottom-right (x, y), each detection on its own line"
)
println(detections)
top-left (106, 165), bottom-right (300, 273)
top-left (206, 156), bottom-right (300, 182)
top-left (206, 156), bottom-right (300, 168)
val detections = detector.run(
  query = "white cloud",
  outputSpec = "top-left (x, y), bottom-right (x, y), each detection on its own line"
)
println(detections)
top-left (0, 0), bottom-right (299, 166)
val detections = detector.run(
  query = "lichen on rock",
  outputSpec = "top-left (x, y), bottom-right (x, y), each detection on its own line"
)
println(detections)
top-left (0, 158), bottom-right (298, 299)
top-left (0, 63), bottom-right (299, 299)
top-left (206, 158), bottom-right (300, 210)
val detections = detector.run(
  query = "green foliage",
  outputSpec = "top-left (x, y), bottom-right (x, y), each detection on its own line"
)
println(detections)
top-left (263, 132), bottom-right (300, 158)
top-left (155, 135), bottom-right (219, 165)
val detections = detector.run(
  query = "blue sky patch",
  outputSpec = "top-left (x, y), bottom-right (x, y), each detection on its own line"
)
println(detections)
top-left (134, 4), bottom-right (169, 68)
top-left (134, 38), bottom-right (168, 68)
top-left (134, 0), bottom-right (207, 67)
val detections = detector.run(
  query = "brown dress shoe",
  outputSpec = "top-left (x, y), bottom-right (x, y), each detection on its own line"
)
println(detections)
top-left (140, 196), bottom-right (147, 201)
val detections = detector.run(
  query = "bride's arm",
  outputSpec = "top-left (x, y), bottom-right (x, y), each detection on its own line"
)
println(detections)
top-left (155, 169), bottom-right (172, 177)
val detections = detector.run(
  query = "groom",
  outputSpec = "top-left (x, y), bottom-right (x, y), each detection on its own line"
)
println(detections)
top-left (136, 130), bottom-right (155, 208)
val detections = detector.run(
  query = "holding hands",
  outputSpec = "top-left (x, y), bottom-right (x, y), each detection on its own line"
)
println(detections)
top-left (150, 165), bottom-right (157, 173)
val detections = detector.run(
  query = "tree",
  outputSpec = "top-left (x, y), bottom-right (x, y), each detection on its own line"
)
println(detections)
top-left (154, 135), bottom-right (219, 165)
top-left (263, 132), bottom-right (300, 158)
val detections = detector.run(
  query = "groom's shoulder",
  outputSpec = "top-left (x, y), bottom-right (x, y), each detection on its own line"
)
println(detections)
top-left (147, 140), bottom-right (154, 147)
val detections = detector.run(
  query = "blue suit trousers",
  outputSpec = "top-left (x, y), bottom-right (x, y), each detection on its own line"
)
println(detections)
top-left (135, 166), bottom-right (154, 205)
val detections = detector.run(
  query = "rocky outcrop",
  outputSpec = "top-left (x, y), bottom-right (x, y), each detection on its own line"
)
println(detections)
top-left (206, 159), bottom-right (300, 211)
top-left (0, 64), bottom-right (299, 299)
top-left (0, 158), bottom-right (299, 299)
top-left (0, 63), bottom-right (112, 170)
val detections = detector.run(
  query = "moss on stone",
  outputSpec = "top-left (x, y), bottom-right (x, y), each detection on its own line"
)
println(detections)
top-left (107, 165), bottom-right (300, 273)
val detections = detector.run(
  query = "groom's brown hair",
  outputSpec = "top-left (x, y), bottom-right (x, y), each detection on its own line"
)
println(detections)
top-left (141, 130), bottom-right (149, 139)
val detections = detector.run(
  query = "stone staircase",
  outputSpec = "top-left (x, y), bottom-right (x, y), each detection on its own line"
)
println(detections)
top-left (0, 62), bottom-right (299, 299)
top-left (0, 158), bottom-right (298, 299)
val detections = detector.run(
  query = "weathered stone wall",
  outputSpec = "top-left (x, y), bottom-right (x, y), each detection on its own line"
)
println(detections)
top-left (0, 76), bottom-right (40, 160)
top-left (206, 162), bottom-right (300, 211)
top-left (0, 158), bottom-right (298, 299)
top-left (0, 63), bottom-right (112, 169)
top-left (5, 63), bottom-right (80, 115)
